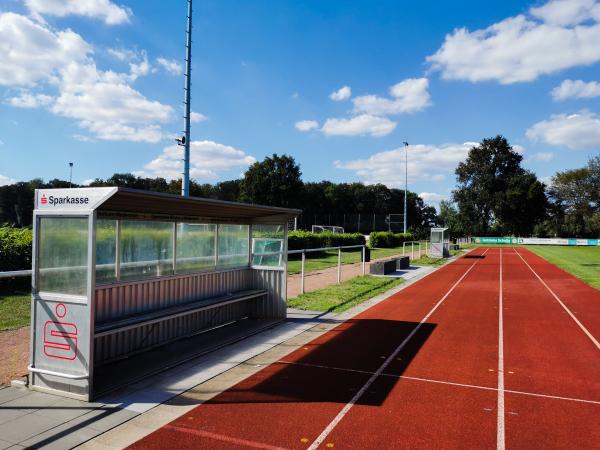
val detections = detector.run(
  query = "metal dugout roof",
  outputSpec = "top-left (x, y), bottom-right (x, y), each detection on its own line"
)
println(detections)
top-left (98, 187), bottom-right (301, 223)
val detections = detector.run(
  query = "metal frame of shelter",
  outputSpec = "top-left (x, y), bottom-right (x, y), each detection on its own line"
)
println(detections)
top-left (430, 227), bottom-right (450, 258)
top-left (28, 187), bottom-right (300, 401)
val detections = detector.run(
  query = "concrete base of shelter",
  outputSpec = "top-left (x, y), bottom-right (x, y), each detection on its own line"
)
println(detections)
top-left (0, 254), bottom-right (463, 449)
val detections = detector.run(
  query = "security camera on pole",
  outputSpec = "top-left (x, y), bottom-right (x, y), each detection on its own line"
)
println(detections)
top-left (180, 0), bottom-right (193, 197)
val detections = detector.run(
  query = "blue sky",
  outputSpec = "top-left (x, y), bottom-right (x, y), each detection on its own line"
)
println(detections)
top-left (1, 0), bottom-right (599, 209)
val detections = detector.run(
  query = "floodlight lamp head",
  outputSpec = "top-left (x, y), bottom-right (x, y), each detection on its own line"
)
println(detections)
top-left (403, 141), bottom-right (409, 146)
top-left (176, 135), bottom-right (186, 146)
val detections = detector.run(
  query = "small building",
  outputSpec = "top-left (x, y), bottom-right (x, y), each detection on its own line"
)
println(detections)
top-left (430, 227), bottom-right (450, 258)
top-left (29, 187), bottom-right (300, 401)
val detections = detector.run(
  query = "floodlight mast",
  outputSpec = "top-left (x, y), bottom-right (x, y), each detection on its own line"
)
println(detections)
top-left (403, 141), bottom-right (408, 234)
top-left (181, 0), bottom-right (193, 197)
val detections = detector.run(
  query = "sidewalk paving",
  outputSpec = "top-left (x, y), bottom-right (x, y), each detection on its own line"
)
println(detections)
top-left (0, 265), bottom-right (437, 449)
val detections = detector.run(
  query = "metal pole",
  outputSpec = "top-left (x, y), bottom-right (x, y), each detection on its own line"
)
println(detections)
top-left (403, 241), bottom-right (405, 256)
top-left (418, 241), bottom-right (421, 258)
top-left (181, 0), bottom-right (193, 197)
top-left (68, 162), bottom-right (73, 187)
top-left (403, 142), bottom-right (408, 234)
top-left (337, 247), bottom-right (342, 284)
top-left (362, 245), bottom-right (366, 275)
top-left (301, 251), bottom-right (305, 294)
top-left (411, 241), bottom-right (414, 260)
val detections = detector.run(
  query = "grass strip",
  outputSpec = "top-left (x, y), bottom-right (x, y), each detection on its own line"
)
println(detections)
top-left (0, 280), bottom-right (31, 331)
top-left (525, 245), bottom-right (600, 290)
top-left (288, 275), bottom-right (403, 314)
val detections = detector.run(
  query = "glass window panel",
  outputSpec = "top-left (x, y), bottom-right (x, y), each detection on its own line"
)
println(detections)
top-left (96, 219), bottom-right (117, 284)
top-left (39, 217), bottom-right (88, 295)
top-left (176, 223), bottom-right (216, 273)
top-left (252, 225), bottom-right (284, 267)
top-left (431, 231), bottom-right (442, 244)
top-left (120, 220), bottom-right (174, 280)
top-left (217, 224), bottom-right (249, 268)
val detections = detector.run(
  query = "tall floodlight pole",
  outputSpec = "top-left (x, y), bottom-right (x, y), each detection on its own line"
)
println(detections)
top-left (181, 0), bottom-right (193, 196)
top-left (403, 142), bottom-right (409, 234)
top-left (68, 162), bottom-right (73, 188)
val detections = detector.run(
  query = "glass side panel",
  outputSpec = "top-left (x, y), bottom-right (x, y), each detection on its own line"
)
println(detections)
top-left (96, 219), bottom-right (117, 284)
top-left (176, 223), bottom-right (216, 273)
top-left (252, 224), bottom-right (284, 267)
top-left (217, 224), bottom-right (249, 268)
top-left (120, 220), bottom-right (174, 280)
top-left (38, 217), bottom-right (88, 295)
top-left (431, 231), bottom-right (443, 244)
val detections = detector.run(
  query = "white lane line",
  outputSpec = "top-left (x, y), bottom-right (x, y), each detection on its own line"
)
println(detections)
top-left (513, 248), bottom-right (600, 351)
top-left (277, 360), bottom-right (600, 406)
top-left (497, 248), bottom-right (505, 450)
top-left (306, 248), bottom-right (490, 450)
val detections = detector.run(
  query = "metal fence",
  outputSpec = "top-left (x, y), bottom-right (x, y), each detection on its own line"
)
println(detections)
top-left (294, 213), bottom-right (405, 234)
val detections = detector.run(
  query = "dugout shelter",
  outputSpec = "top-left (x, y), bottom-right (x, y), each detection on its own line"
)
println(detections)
top-left (28, 187), bottom-right (300, 401)
top-left (430, 227), bottom-right (450, 258)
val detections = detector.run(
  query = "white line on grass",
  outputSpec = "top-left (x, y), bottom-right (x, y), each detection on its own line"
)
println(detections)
top-left (513, 248), bottom-right (600, 351)
top-left (307, 248), bottom-right (490, 450)
top-left (497, 248), bottom-right (505, 450)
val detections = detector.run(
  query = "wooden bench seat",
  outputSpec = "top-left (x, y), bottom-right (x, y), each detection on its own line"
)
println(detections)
top-left (94, 289), bottom-right (267, 338)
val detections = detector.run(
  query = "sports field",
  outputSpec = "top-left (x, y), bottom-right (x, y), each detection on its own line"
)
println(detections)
top-left (128, 247), bottom-right (600, 449)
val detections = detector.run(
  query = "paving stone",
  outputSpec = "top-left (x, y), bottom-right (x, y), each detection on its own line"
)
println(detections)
top-left (0, 413), bottom-right (61, 444)
top-left (0, 388), bottom-right (29, 406)
top-left (0, 409), bottom-right (30, 426)
top-left (32, 398), bottom-right (99, 423)
top-left (1, 392), bottom-right (61, 411)
top-left (0, 439), bottom-right (15, 450)
top-left (19, 419), bottom-right (102, 449)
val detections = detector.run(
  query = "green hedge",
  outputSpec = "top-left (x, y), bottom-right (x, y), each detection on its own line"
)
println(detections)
top-left (0, 226), bottom-right (33, 271)
top-left (368, 231), bottom-right (413, 248)
top-left (288, 231), bottom-right (365, 250)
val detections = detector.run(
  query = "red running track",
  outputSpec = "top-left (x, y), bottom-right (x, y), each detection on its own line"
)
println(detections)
top-left (129, 247), bottom-right (600, 449)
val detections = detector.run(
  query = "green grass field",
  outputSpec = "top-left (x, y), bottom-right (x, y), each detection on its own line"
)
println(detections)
top-left (525, 245), bottom-right (600, 290)
top-left (288, 275), bottom-right (404, 313)
top-left (288, 245), bottom-right (431, 274)
top-left (0, 280), bottom-right (30, 331)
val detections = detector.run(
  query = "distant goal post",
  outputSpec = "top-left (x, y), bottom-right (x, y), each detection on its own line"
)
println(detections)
top-left (312, 225), bottom-right (345, 234)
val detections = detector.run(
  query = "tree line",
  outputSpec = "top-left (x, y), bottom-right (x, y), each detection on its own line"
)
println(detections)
top-left (438, 136), bottom-right (599, 238)
top-left (1, 136), bottom-right (598, 238)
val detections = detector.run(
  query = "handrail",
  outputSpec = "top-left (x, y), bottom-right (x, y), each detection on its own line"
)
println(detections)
top-left (28, 365), bottom-right (89, 380)
top-left (0, 269), bottom-right (32, 279)
top-left (288, 244), bottom-right (365, 255)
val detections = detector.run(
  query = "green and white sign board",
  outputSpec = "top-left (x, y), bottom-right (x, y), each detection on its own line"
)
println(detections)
top-left (472, 237), bottom-right (599, 246)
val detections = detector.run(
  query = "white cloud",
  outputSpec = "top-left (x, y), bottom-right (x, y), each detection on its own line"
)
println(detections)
top-left (322, 114), bottom-right (396, 137)
top-left (7, 92), bottom-right (54, 108)
top-left (353, 78), bottom-right (431, 115)
top-left (330, 86), bottom-right (352, 101)
top-left (530, 0), bottom-right (600, 26)
top-left (73, 134), bottom-right (94, 142)
top-left (51, 61), bottom-right (173, 143)
top-left (551, 79), bottom-right (600, 100)
top-left (427, 0), bottom-right (600, 84)
top-left (0, 12), bottom-right (174, 143)
top-left (137, 140), bottom-right (256, 180)
top-left (107, 48), bottom-right (136, 61)
top-left (156, 57), bottom-right (182, 75)
top-left (190, 111), bottom-right (208, 123)
top-left (526, 110), bottom-right (600, 149)
top-left (334, 142), bottom-right (476, 187)
top-left (295, 120), bottom-right (319, 131)
top-left (25, 0), bottom-right (131, 25)
top-left (419, 192), bottom-right (448, 208)
top-left (526, 152), bottom-right (555, 162)
top-left (0, 12), bottom-right (90, 87)
top-left (0, 174), bottom-right (16, 186)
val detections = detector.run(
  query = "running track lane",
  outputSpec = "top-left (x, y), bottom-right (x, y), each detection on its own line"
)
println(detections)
top-left (502, 249), bottom-right (600, 449)
top-left (311, 247), bottom-right (501, 449)
top-left (128, 248), bottom-right (490, 449)
top-left (513, 247), bottom-right (600, 340)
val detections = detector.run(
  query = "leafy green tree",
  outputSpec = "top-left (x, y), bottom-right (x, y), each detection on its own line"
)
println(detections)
top-left (545, 156), bottom-right (600, 237)
top-left (438, 200), bottom-right (465, 236)
top-left (453, 135), bottom-right (547, 236)
top-left (240, 154), bottom-right (303, 207)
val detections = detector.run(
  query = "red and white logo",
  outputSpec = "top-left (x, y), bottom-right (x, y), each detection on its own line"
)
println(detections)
top-left (41, 195), bottom-right (47, 205)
